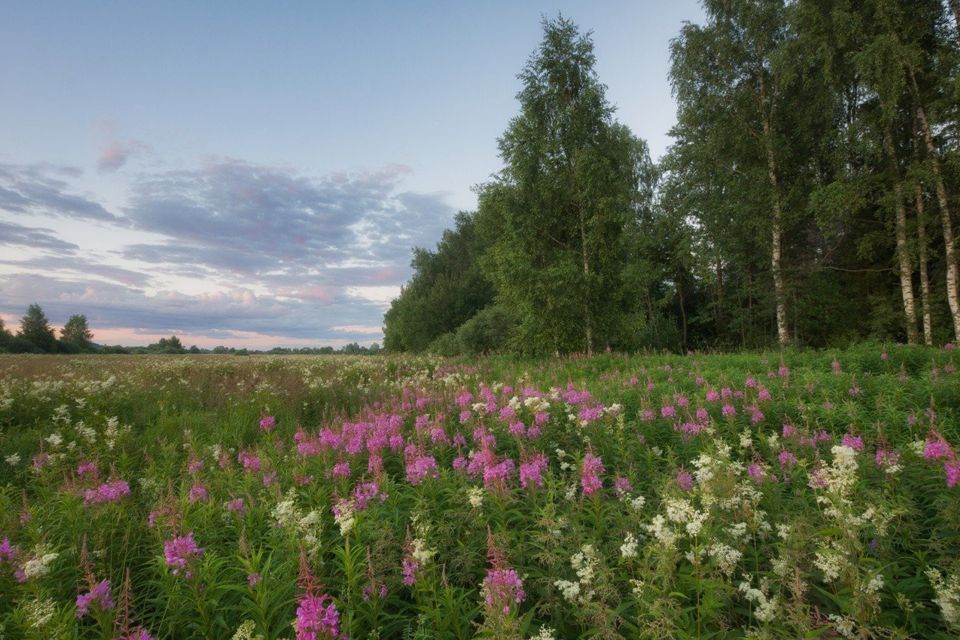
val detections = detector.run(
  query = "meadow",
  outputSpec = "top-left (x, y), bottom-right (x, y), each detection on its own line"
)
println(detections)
top-left (0, 346), bottom-right (959, 639)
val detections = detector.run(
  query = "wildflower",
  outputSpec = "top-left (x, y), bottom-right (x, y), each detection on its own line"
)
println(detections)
top-left (225, 497), bottom-right (247, 516)
top-left (841, 434), bottom-right (864, 452)
top-left (238, 450), bottom-right (261, 473)
top-left (188, 483), bottom-right (208, 504)
top-left (722, 403), bottom-right (736, 418)
top-left (483, 566), bottom-right (526, 615)
top-left (924, 439), bottom-right (953, 461)
top-left (519, 454), bottom-right (548, 489)
top-left (580, 453), bottom-right (604, 496)
top-left (620, 532), bottom-right (639, 559)
top-left (294, 592), bottom-right (341, 640)
top-left (614, 475), bottom-right (633, 496)
top-left (467, 486), bottom-right (484, 508)
top-left (259, 416), bottom-right (276, 433)
top-left (247, 572), bottom-right (261, 587)
top-left (331, 460), bottom-right (351, 478)
top-left (405, 453), bottom-right (438, 485)
top-left (676, 469), bottom-right (694, 492)
top-left (0, 537), bottom-right (15, 562)
top-left (19, 546), bottom-right (59, 581)
top-left (778, 450), bottom-right (798, 468)
top-left (926, 568), bottom-right (960, 627)
top-left (4, 452), bottom-right (20, 466)
top-left (84, 479), bottom-right (131, 505)
top-left (164, 532), bottom-right (203, 578)
top-left (661, 405), bottom-right (677, 419)
top-left (747, 463), bottom-right (766, 483)
top-left (76, 579), bottom-right (114, 618)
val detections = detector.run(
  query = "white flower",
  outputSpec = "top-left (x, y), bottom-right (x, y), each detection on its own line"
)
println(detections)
top-left (45, 432), bottom-right (63, 448)
top-left (4, 452), bottom-right (21, 466)
top-left (529, 626), bottom-right (557, 640)
top-left (554, 579), bottom-right (581, 603)
top-left (927, 568), bottom-right (960, 627)
top-left (620, 533), bottom-right (639, 559)
top-left (467, 486), bottom-right (484, 509)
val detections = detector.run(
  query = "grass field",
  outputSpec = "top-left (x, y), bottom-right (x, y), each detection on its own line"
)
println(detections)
top-left (1, 345), bottom-right (959, 639)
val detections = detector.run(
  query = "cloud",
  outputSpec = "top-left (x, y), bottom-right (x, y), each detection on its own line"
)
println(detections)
top-left (0, 163), bottom-right (120, 222)
top-left (119, 159), bottom-right (455, 297)
top-left (0, 220), bottom-right (79, 253)
top-left (0, 273), bottom-right (387, 344)
top-left (97, 140), bottom-right (149, 173)
top-left (0, 158), bottom-right (456, 347)
top-left (0, 255), bottom-right (150, 287)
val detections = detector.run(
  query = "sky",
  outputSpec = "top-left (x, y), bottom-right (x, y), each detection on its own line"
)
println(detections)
top-left (0, 0), bottom-right (705, 349)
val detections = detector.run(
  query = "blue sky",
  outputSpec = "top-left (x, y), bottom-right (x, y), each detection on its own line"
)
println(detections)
top-left (0, 0), bottom-right (704, 348)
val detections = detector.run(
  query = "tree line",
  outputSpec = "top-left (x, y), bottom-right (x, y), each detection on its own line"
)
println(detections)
top-left (0, 303), bottom-right (381, 355)
top-left (384, 4), bottom-right (960, 355)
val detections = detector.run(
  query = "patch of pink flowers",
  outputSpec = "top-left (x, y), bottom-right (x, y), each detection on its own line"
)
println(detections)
top-left (163, 532), bottom-right (203, 578)
top-left (483, 567), bottom-right (525, 615)
top-left (580, 453), bottom-right (604, 495)
top-left (259, 415), bottom-right (276, 432)
top-left (76, 579), bottom-right (114, 618)
top-left (84, 479), bottom-right (131, 505)
top-left (294, 592), bottom-right (341, 640)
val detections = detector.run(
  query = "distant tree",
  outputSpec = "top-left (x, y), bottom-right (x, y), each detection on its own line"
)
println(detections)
top-left (150, 335), bottom-right (186, 354)
top-left (188, 345), bottom-right (201, 354)
top-left (17, 303), bottom-right (57, 352)
top-left (61, 314), bottom-right (94, 348)
top-left (0, 317), bottom-right (11, 351)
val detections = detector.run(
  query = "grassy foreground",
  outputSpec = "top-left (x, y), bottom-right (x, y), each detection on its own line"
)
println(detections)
top-left (0, 346), bottom-right (959, 639)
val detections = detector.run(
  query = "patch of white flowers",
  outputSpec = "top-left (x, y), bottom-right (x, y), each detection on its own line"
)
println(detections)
top-left (927, 568), bottom-right (960, 627)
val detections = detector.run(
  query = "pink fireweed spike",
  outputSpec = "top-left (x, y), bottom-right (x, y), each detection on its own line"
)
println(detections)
top-left (163, 531), bottom-right (203, 578)
top-left (580, 453), bottom-right (604, 495)
top-left (76, 579), bottom-right (114, 618)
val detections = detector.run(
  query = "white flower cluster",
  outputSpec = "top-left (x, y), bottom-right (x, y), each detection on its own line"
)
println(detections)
top-left (22, 596), bottom-right (57, 629)
top-left (333, 500), bottom-right (356, 536)
top-left (21, 545), bottom-right (59, 581)
top-left (813, 545), bottom-right (846, 583)
top-left (738, 575), bottom-right (778, 622)
top-left (620, 532), bottom-right (639, 559)
top-left (231, 620), bottom-right (264, 640)
top-left (926, 568), bottom-right (960, 627)
top-left (272, 490), bottom-right (324, 558)
top-left (827, 614), bottom-right (857, 639)
top-left (707, 542), bottom-right (742, 576)
top-left (664, 497), bottom-right (708, 537)
top-left (554, 544), bottom-right (598, 604)
top-left (467, 486), bottom-right (484, 509)
top-left (529, 626), bottom-right (557, 640)
top-left (646, 515), bottom-right (678, 550)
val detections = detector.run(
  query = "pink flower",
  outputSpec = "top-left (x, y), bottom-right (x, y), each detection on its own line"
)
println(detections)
top-left (84, 479), bottom-right (131, 505)
top-left (660, 405), bottom-right (677, 419)
top-left (294, 592), bottom-right (341, 640)
top-left (225, 497), bottom-right (247, 516)
top-left (164, 532), bottom-right (203, 578)
top-left (580, 453), bottom-right (604, 495)
top-left (77, 461), bottom-right (97, 477)
top-left (0, 538), bottom-right (15, 562)
top-left (259, 415), bottom-right (277, 432)
top-left (188, 483), bottom-right (208, 504)
top-left (519, 454), bottom-right (548, 489)
top-left (248, 572), bottom-right (261, 587)
top-left (76, 579), bottom-right (114, 618)
top-left (676, 469), bottom-right (694, 492)
top-left (747, 463), bottom-right (766, 483)
top-left (841, 434), bottom-right (864, 452)
top-left (946, 462), bottom-right (960, 488)
top-left (722, 404), bottom-right (736, 418)
top-left (402, 557), bottom-right (420, 586)
top-left (483, 567), bottom-right (525, 615)
top-left (332, 461), bottom-right (351, 478)
top-left (778, 450), bottom-right (798, 468)
top-left (614, 476), bottom-right (633, 496)
top-left (924, 439), bottom-right (952, 461)
top-left (405, 453), bottom-right (438, 486)
top-left (238, 450), bottom-right (261, 473)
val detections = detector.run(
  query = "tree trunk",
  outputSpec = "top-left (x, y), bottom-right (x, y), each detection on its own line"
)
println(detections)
top-left (915, 184), bottom-right (933, 345)
top-left (909, 67), bottom-right (960, 341)
top-left (578, 207), bottom-right (594, 356)
top-left (883, 123), bottom-right (919, 343)
top-left (760, 97), bottom-right (790, 346)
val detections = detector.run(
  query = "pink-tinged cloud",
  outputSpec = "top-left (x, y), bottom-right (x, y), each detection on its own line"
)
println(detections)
top-left (97, 140), bottom-right (148, 173)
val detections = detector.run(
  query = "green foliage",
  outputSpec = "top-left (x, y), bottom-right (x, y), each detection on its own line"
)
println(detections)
top-left (384, 212), bottom-right (494, 353)
top-left (17, 303), bottom-right (57, 353)
top-left (475, 16), bottom-right (656, 355)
